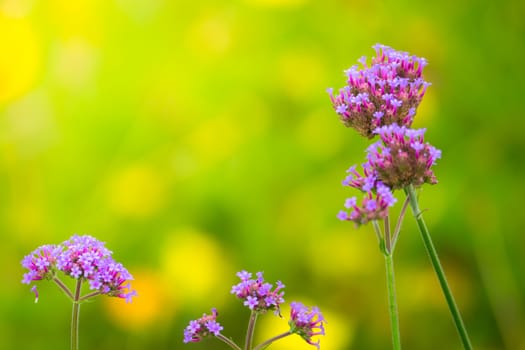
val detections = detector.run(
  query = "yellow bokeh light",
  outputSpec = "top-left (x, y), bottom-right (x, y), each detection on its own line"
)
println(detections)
top-left (256, 300), bottom-right (353, 350)
top-left (0, 15), bottom-right (40, 103)
top-left (52, 38), bottom-right (99, 90)
top-left (1, 0), bottom-right (35, 18)
top-left (2, 91), bottom-right (56, 156)
top-left (104, 269), bottom-right (172, 331)
top-left (107, 164), bottom-right (167, 218)
top-left (185, 116), bottom-right (243, 167)
top-left (186, 12), bottom-right (233, 57)
top-left (47, 0), bottom-right (102, 41)
top-left (160, 228), bottom-right (233, 307)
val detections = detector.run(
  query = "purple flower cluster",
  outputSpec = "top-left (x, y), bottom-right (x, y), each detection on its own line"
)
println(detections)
top-left (337, 182), bottom-right (397, 225)
top-left (337, 124), bottom-right (440, 225)
top-left (184, 270), bottom-right (325, 348)
top-left (21, 244), bottom-right (62, 283)
top-left (328, 44), bottom-right (439, 225)
top-left (369, 124), bottom-right (441, 189)
top-left (183, 308), bottom-right (223, 343)
top-left (231, 270), bottom-right (285, 314)
top-left (21, 234), bottom-right (136, 303)
top-left (289, 302), bottom-right (326, 350)
top-left (328, 44), bottom-right (430, 138)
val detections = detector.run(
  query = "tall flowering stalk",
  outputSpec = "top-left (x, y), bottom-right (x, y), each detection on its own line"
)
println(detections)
top-left (21, 234), bottom-right (137, 350)
top-left (183, 270), bottom-right (325, 350)
top-left (329, 44), bottom-right (472, 350)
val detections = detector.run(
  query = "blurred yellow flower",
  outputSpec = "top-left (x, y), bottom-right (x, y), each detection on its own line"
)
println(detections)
top-left (256, 299), bottom-right (353, 350)
top-left (0, 15), bottom-right (40, 103)
top-left (104, 269), bottom-right (172, 331)
top-left (160, 228), bottom-right (233, 307)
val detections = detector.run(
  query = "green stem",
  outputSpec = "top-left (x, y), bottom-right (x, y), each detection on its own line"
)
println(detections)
top-left (53, 276), bottom-right (74, 300)
top-left (216, 333), bottom-right (242, 350)
top-left (252, 331), bottom-right (292, 350)
top-left (372, 220), bottom-right (386, 254)
top-left (384, 215), bottom-right (392, 253)
top-left (244, 311), bottom-right (258, 350)
top-left (78, 291), bottom-right (101, 302)
top-left (385, 253), bottom-right (402, 350)
top-left (392, 196), bottom-right (410, 250)
top-left (405, 184), bottom-right (472, 350)
top-left (71, 278), bottom-right (82, 350)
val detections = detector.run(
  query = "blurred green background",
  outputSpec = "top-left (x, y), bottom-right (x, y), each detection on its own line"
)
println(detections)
top-left (1, 0), bottom-right (524, 349)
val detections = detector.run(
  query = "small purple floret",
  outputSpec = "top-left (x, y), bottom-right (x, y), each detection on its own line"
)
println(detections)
top-left (231, 270), bottom-right (285, 314)
top-left (289, 301), bottom-right (326, 350)
top-left (183, 308), bottom-right (222, 343)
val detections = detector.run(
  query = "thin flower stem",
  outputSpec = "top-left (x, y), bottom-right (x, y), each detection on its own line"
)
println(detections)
top-left (53, 276), bottom-right (74, 300)
top-left (384, 215), bottom-right (392, 253)
top-left (216, 333), bottom-right (243, 350)
top-left (78, 291), bottom-right (101, 302)
top-left (244, 311), bottom-right (258, 350)
top-left (372, 220), bottom-right (385, 252)
top-left (392, 196), bottom-right (410, 250)
top-left (373, 219), bottom-right (401, 349)
top-left (71, 278), bottom-right (82, 350)
top-left (385, 253), bottom-right (402, 350)
top-left (252, 331), bottom-right (292, 350)
top-left (405, 184), bottom-right (472, 350)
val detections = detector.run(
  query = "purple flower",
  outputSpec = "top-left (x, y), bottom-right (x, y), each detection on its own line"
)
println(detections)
top-left (230, 270), bottom-right (285, 314)
top-left (31, 285), bottom-right (39, 303)
top-left (338, 183), bottom-right (397, 226)
top-left (328, 44), bottom-right (430, 138)
top-left (244, 296), bottom-right (259, 310)
top-left (21, 244), bottom-right (63, 284)
top-left (205, 320), bottom-right (223, 335)
top-left (21, 234), bottom-right (136, 303)
top-left (289, 302), bottom-right (326, 349)
top-left (183, 308), bottom-right (222, 343)
top-left (369, 124), bottom-right (441, 189)
top-left (338, 123), bottom-right (440, 225)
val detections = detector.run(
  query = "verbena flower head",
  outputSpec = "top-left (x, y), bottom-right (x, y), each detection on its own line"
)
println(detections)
top-left (289, 301), bottom-right (326, 350)
top-left (368, 124), bottom-right (441, 189)
top-left (21, 234), bottom-right (136, 303)
top-left (328, 44), bottom-right (430, 138)
top-left (338, 182), bottom-right (397, 225)
top-left (230, 270), bottom-right (285, 314)
top-left (21, 244), bottom-right (63, 284)
top-left (183, 308), bottom-right (223, 343)
top-left (337, 124), bottom-right (440, 225)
